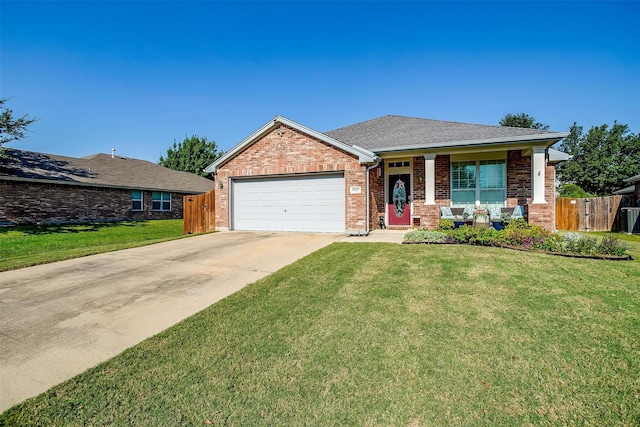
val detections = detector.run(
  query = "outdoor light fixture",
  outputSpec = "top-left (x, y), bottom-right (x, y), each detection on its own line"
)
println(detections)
top-left (218, 181), bottom-right (223, 189)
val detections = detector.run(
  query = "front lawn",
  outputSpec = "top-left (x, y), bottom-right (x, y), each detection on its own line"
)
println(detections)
top-left (2, 243), bottom-right (639, 425)
top-left (0, 220), bottom-right (186, 271)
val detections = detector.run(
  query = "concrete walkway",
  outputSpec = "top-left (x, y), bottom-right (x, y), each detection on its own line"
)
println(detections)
top-left (0, 231), bottom-right (343, 411)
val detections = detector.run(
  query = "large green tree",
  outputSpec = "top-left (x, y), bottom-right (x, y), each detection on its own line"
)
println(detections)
top-left (1, 98), bottom-right (37, 148)
top-left (158, 135), bottom-right (222, 179)
top-left (556, 122), bottom-right (640, 196)
top-left (499, 113), bottom-right (550, 130)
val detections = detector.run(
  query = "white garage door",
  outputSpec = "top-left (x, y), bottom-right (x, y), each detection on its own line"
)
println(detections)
top-left (231, 174), bottom-right (345, 232)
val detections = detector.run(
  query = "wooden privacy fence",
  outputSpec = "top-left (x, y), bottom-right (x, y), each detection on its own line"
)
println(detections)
top-left (183, 189), bottom-right (215, 235)
top-left (556, 195), bottom-right (623, 232)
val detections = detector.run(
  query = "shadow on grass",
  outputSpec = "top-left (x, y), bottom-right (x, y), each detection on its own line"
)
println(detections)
top-left (0, 221), bottom-right (148, 236)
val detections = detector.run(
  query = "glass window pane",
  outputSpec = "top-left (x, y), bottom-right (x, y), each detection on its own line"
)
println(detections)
top-left (480, 189), bottom-right (506, 205)
top-left (162, 192), bottom-right (170, 201)
top-left (479, 160), bottom-right (505, 189)
top-left (452, 190), bottom-right (475, 206)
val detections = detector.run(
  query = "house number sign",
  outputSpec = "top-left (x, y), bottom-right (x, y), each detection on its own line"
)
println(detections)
top-left (350, 186), bottom-right (362, 194)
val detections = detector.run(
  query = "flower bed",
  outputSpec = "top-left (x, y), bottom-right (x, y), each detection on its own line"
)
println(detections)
top-left (404, 220), bottom-right (632, 260)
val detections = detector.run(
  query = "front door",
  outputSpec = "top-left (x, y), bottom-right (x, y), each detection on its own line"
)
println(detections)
top-left (387, 174), bottom-right (411, 226)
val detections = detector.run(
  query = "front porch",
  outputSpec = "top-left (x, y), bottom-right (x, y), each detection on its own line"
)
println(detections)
top-left (371, 149), bottom-right (556, 232)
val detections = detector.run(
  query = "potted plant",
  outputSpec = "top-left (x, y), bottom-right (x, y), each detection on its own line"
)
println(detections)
top-left (492, 212), bottom-right (512, 230)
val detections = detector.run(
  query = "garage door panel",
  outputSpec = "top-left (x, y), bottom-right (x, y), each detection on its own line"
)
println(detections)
top-left (231, 175), bottom-right (345, 232)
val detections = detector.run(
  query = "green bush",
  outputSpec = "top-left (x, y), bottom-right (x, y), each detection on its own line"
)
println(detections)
top-left (496, 219), bottom-right (550, 249)
top-left (559, 184), bottom-right (592, 198)
top-left (437, 219), bottom-right (455, 230)
top-left (404, 229), bottom-right (450, 243)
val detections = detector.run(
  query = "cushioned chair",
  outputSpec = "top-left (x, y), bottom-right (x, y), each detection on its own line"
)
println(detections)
top-left (440, 206), bottom-right (455, 219)
top-left (511, 205), bottom-right (525, 220)
top-left (489, 206), bottom-right (501, 222)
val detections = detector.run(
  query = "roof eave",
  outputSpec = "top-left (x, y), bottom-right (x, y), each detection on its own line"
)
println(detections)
top-left (0, 175), bottom-right (211, 194)
top-left (370, 132), bottom-right (569, 154)
top-left (204, 116), bottom-right (377, 173)
top-left (623, 174), bottom-right (640, 184)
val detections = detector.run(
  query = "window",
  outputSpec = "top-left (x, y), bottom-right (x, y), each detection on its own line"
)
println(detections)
top-left (152, 192), bottom-right (171, 211)
top-left (131, 190), bottom-right (143, 211)
top-left (388, 161), bottom-right (410, 168)
top-left (451, 160), bottom-right (505, 207)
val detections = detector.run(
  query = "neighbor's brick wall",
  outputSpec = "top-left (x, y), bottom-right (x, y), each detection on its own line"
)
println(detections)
top-left (214, 124), bottom-right (368, 232)
top-left (0, 180), bottom-right (184, 224)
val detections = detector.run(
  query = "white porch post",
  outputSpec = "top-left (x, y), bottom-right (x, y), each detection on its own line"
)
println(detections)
top-left (424, 154), bottom-right (436, 205)
top-left (532, 147), bottom-right (547, 204)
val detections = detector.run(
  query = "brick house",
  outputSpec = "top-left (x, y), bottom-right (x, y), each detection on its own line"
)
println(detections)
top-left (1, 149), bottom-right (214, 225)
top-left (205, 115), bottom-right (568, 234)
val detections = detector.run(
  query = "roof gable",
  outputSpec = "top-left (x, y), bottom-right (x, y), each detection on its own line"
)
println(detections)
top-left (1, 149), bottom-right (215, 194)
top-left (205, 116), bottom-right (378, 173)
top-left (325, 115), bottom-right (569, 152)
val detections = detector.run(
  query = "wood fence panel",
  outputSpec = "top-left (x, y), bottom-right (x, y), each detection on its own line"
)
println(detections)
top-left (183, 189), bottom-right (215, 235)
top-left (555, 195), bottom-right (623, 231)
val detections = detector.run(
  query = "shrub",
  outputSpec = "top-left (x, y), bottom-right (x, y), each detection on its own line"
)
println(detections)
top-left (437, 219), bottom-right (455, 230)
top-left (404, 229), bottom-right (449, 243)
top-left (598, 236), bottom-right (627, 256)
top-left (559, 183), bottom-right (592, 198)
top-left (496, 220), bottom-right (550, 249)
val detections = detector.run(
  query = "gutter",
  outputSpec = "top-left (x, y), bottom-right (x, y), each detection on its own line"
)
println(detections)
top-left (358, 158), bottom-right (381, 236)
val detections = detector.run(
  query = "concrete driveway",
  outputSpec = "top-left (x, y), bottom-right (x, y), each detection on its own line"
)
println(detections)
top-left (0, 231), bottom-right (342, 411)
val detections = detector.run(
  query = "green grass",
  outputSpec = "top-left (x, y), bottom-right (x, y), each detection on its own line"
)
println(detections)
top-left (2, 243), bottom-right (638, 426)
top-left (0, 220), bottom-right (186, 271)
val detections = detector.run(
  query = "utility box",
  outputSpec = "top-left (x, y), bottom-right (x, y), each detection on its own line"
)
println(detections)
top-left (622, 207), bottom-right (640, 234)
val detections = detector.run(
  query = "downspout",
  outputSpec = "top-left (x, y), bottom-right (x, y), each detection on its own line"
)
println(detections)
top-left (364, 158), bottom-right (381, 236)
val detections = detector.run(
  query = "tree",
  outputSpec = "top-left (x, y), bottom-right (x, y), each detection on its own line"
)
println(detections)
top-left (556, 122), bottom-right (640, 196)
top-left (499, 113), bottom-right (550, 130)
top-left (558, 183), bottom-right (592, 198)
top-left (1, 98), bottom-right (37, 147)
top-left (158, 135), bottom-right (222, 179)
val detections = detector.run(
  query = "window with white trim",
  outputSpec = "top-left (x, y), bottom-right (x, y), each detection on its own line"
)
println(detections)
top-left (451, 160), bottom-right (505, 207)
top-left (131, 190), bottom-right (143, 211)
top-left (152, 192), bottom-right (171, 211)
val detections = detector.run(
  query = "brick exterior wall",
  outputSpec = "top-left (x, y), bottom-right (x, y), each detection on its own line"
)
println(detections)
top-left (527, 163), bottom-right (556, 231)
top-left (0, 180), bottom-right (185, 224)
top-left (369, 163), bottom-right (385, 230)
top-left (507, 150), bottom-right (532, 206)
top-left (214, 124), bottom-right (368, 233)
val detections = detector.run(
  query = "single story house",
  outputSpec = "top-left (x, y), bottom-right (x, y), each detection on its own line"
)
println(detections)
top-left (614, 174), bottom-right (640, 207)
top-left (205, 115), bottom-right (569, 234)
top-left (0, 148), bottom-right (215, 225)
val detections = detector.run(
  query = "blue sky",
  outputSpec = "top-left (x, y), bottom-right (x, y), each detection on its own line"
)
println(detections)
top-left (2, 1), bottom-right (639, 163)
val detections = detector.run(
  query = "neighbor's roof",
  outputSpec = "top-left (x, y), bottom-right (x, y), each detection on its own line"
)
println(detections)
top-left (325, 115), bottom-right (569, 153)
top-left (623, 174), bottom-right (640, 184)
top-left (0, 149), bottom-right (215, 194)
top-left (614, 185), bottom-right (635, 195)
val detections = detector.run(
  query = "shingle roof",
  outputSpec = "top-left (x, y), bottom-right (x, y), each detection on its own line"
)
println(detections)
top-left (0, 149), bottom-right (215, 194)
top-left (325, 115), bottom-right (568, 152)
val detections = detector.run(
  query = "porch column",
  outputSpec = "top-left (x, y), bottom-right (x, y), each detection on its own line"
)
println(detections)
top-left (424, 154), bottom-right (436, 205)
top-left (532, 147), bottom-right (547, 204)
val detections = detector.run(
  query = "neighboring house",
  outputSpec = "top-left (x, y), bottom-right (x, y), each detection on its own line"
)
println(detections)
top-left (0, 148), bottom-right (215, 225)
top-left (615, 174), bottom-right (640, 207)
top-left (205, 115), bottom-right (569, 234)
